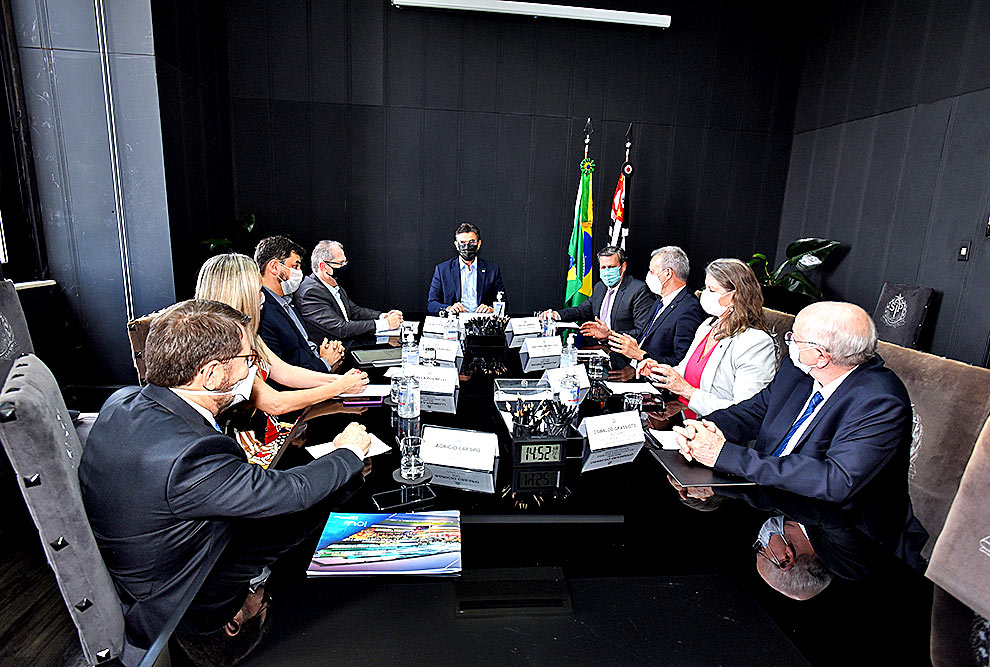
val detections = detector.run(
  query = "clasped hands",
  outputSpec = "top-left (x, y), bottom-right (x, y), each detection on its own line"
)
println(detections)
top-left (672, 418), bottom-right (725, 468)
top-left (448, 303), bottom-right (493, 314)
top-left (319, 338), bottom-right (345, 367)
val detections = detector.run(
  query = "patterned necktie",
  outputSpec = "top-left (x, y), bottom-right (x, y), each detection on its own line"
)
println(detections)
top-left (772, 391), bottom-right (823, 457)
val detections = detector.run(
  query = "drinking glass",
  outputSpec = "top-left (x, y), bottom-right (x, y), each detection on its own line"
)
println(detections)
top-left (400, 436), bottom-right (425, 480)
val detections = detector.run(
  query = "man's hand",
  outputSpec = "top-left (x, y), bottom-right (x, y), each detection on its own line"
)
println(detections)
top-left (580, 317), bottom-right (612, 340)
top-left (333, 422), bottom-right (371, 455)
top-left (673, 418), bottom-right (725, 467)
top-left (319, 338), bottom-right (345, 367)
top-left (539, 310), bottom-right (560, 321)
top-left (608, 332), bottom-right (644, 360)
top-left (384, 311), bottom-right (403, 329)
top-left (636, 358), bottom-right (661, 379)
top-left (335, 369), bottom-right (369, 394)
top-left (448, 302), bottom-right (467, 314)
top-left (476, 303), bottom-right (494, 314)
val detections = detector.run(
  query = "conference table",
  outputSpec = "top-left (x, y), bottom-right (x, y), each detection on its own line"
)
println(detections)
top-left (237, 326), bottom-right (932, 666)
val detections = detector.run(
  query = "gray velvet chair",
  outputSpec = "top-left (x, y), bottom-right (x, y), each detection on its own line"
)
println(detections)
top-left (0, 354), bottom-right (124, 664)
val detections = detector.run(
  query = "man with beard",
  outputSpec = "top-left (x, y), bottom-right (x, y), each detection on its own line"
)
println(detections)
top-left (427, 223), bottom-right (506, 315)
top-left (79, 299), bottom-right (370, 663)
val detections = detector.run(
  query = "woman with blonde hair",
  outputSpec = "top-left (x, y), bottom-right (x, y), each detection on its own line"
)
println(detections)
top-left (638, 258), bottom-right (776, 418)
top-left (195, 253), bottom-right (369, 415)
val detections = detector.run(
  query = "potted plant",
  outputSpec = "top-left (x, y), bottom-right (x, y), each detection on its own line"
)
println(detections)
top-left (748, 238), bottom-right (840, 313)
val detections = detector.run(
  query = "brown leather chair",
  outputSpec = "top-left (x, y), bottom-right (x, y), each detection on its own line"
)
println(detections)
top-left (761, 307), bottom-right (794, 370)
top-left (125, 312), bottom-right (159, 385)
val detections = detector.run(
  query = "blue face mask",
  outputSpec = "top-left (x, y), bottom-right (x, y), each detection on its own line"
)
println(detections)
top-left (600, 266), bottom-right (622, 287)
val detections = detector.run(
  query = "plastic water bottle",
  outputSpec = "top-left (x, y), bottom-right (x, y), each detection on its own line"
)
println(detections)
top-left (560, 373), bottom-right (581, 409)
top-left (398, 376), bottom-right (421, 418)
top-left (542, 316), bottom-right (556, 338)
top-left (561, 333), bottom-right (578, 368)
top-left (445, 310), bottom-right (460, 341)
top-left (493, 291), bottom-right (506, 317)
top-left (401, 331), bottom-right (419, 369)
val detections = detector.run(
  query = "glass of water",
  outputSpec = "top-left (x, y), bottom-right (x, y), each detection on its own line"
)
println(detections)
top-left (623, 392), bottom-right (644, 413)
top-left (400, 436), bottom-right (425, 480)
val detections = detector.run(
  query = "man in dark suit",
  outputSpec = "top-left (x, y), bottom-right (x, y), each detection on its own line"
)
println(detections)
top-left (541, 245), bottom-right (655, 342)
top-left (78, 300), bottom-right (370, 658)
top-left (427, 223), bottom-right (505, 315)
top-left (674, 302), bottom-right (913, 504)
top-left (254, 235), bottom-right (343, 372)
top-left (297, 240), bottom-right (403, 345)
top-left (607, 246), bottom-right (706, 366)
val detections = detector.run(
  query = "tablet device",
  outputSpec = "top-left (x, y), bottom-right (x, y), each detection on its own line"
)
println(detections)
top-left (351, 347), bottom-right (402, 367)
top-left (648, 447), bottom-right (755, 487)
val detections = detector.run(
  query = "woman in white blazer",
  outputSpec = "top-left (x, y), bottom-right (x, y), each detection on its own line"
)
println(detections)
top-left (638, 258), bottom-right (776, 418)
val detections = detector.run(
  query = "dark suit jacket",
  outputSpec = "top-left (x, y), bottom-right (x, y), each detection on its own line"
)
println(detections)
top-left (637, 288), bottom-right (707, 366)
top-left (706, 355), bottom-right (912, 504)
top-left (557, 276), bottom-right (655, 339)
top-left (78, 384), bottom-right (362, 650)
top-left (258, 287), bottom-right (328, 372)
top-left (427, 257), bottom-right (505, 315)
top-left (296, 274), bottom-right (382, 342)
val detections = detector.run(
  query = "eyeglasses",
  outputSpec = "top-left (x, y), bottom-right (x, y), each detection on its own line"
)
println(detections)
top-left (752, 537), bottom-right (788, 569)
top-left (783, 331), bottom-right (828, 351)
top-left (328, 260), bottom-right (348, 269)
top-left (225, 353), bottom-right (259, 368)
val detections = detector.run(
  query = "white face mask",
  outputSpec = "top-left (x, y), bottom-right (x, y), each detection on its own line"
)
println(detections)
top-left (280, 266), bottom-right (304, 295)
top-left (645, 270), bottom-right (666, 296)
top-left (700, 288), bottom-right (732, 317)
top-left (176, 365), bottom-right (257, 409)
top-left (788, 340), bottom-right (814, 375)
top-left (757, 515), bottom-right (787, 549)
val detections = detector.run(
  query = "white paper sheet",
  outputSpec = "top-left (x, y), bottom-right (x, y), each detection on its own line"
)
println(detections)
top-left (603, 381), bottom-right (660, 395)
top-left (307, 432), bottom-right (392, 460)
top-left (649, 429), bottom-right (681, 450)
top-left (338, 384), bottom-right (392, 398)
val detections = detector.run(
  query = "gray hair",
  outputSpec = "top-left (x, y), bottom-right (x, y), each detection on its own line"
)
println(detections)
top-left (650, 246), bottom-right (690, 281)
top-left (311, 240), bottom-right (344, 272)
top-left (761, 553), bottom-right (833, 600)
top-left (797, 301), bottom-right (877, 367)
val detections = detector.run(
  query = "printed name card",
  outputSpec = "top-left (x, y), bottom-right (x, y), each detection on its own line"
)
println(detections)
top-left (421, 426), bottom-right (498, 472)
top-left (578, 411), bottom-right (646, 451)
top-left (542, 364), bottom-right (591, 394)
top-left (423, 316), bottom-right (448, 335)
top-left (420, 337), bottom-right (461, 362)
top-left (429, 463), bottom-right (497, 494)
top-left (404, 365), bottom-right (459, 394)
top-left (508, 317), bottom-right (541, 335)
top-left (521, 336), bottom-right (562, 358)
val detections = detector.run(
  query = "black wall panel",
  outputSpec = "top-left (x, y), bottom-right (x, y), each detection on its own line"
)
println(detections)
top-left (779, 0), bottom-right (990, 365)
top-left (225, 0), bottom-right (801, 314)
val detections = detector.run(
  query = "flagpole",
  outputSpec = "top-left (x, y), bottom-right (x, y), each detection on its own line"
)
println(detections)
top-left (623, 122), bottom-right (633, 250)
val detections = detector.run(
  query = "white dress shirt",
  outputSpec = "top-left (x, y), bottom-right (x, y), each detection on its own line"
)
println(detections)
top-left (170, 389), bottom-right (220, 431)
top-left (459, 257), bottom-right (479, 312)
top-left (778, 366), bottom-right (858, 456)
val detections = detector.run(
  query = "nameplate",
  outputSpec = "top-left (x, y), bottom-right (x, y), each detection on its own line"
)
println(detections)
top-left (429, 462), bottom-right (497, 494)
top-left (581, 442), bottom-right (644, 472)
top-left (423, 316), bottom-right (447, 335)
top-left (404, 365), bottom-right (459, 394)
top-left (420, 337), bottom-right (461, 362)
top-left (421, 426), bottom-right (498, 472)
top-left (542, 365), bottom-right (590, 394)
top-left (578, 411), bottom-right (645, 451)
top-left (421, 390), bottom-right (457, 413)
top-left (521, 337), bottom-right (562, 358)
top-left (508, 317), bottom-right (541, 335)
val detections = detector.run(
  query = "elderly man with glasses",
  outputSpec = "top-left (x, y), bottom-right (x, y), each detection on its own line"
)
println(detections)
top-left (673, 301), bottom-right (915, 505)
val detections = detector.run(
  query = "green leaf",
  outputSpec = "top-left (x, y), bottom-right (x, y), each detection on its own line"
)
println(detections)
top-left (201, 238), bottom-right (232, 252)
top-left (776, 270), bottom-right (822, 298)
top-left (784, 238), bottom-right (840, 263)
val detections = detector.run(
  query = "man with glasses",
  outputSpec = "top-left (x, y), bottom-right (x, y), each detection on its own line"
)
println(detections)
top-left (79, 299), bottom-right (371, 662)
top-left (255, 235), bottom-right (345, 372)
top-left (753, 515), bottom-right (833, 600)
top-left (427, 223), bottom-right (505, 315)
top-left (674, 301), bottom-right (915, 505)
top-left (297, 239), bottom-right (403, 345)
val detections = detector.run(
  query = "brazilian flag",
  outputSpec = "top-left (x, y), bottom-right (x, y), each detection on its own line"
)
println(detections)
top-left (565, 157), bottom-right (595, 306)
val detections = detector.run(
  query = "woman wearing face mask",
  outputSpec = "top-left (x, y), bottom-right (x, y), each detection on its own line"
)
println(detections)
top-left (637, 258), bottom-right (776, 419)
top-left (196, 253), bottom-right (370, 416)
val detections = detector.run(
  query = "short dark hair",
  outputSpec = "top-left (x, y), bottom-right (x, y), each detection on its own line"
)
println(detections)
top-left (174, 612), bottom-right (271, 667)
top-left (597, 245), bottom-right (626, 265)
top-left (254, 236), bottom-right (306, 273)
top-left (454, 223), bottom-right (481, 240)
top-left (145, 299), bottom-right (251, 388)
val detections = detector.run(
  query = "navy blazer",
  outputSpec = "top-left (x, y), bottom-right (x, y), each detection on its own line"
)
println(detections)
top-left (557, 276), bottom-right (656, 339)
top-left (706, 355), bottom-right (912, 504)
top-left (78, 384), bottom-right (363, 650)
top-left (258, 287), bottom-right (328, 373)
top-left (427, 257), bottom-right (505, 315)
top-left (637, 288), bottom-right (707, 366)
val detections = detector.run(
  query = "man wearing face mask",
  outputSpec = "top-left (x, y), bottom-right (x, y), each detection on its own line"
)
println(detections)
top-left (79, 299), bottom-right (371, 660)
top-left (674, 301), bottom-right (913, 504)
top-left (427, 223), bottom-right (506, 315)
top-left (541, 245), bottom-right (654, 342)
top-left (255, 236), bottom-right (344, 372)
top-left (606, 246), bottom-right (705, 366)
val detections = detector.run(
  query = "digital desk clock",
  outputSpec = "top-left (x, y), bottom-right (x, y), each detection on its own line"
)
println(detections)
top-left (514, 441), bottom-right (564, 465)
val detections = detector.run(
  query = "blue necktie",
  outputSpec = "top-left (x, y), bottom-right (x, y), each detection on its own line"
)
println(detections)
top-left (772, 391), bottom-right (823, 457)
